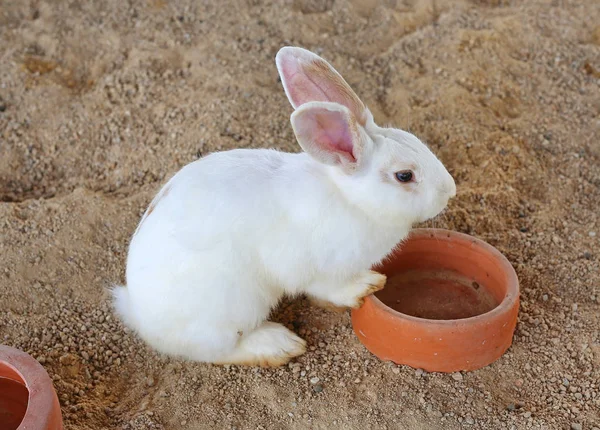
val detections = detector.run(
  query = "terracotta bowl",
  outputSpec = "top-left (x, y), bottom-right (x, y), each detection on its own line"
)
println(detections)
top-left (0, 345), bottom-right (63, 430)
top-left (351, 228), bottom-right (519, 373)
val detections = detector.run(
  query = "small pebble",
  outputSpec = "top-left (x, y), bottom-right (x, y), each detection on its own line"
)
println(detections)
top-left (313, 384), bottom-right (323, 393)
top-left (451, 372), bottom-right (463, 381)
top-left (310, 377), bottom-right (320, 384)
top-left (571, 424), bottom-right (582, 430)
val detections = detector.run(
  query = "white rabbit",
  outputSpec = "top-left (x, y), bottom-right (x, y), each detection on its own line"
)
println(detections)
top-left (113, 47), bottom-right (456, 367)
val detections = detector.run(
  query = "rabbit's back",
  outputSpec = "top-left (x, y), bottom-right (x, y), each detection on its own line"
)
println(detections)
top-left (131, 149), bottom-right (289, 249)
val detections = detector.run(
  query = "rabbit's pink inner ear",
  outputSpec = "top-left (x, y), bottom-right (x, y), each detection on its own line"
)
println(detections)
top-left (312, 111), bottom-right (356, 162)
top-left (277, 48), bottom-right (367, 126)
top-left (292, 104), bottom-right (361, 168)
top-left (279, 61), bottom-right (328, 109)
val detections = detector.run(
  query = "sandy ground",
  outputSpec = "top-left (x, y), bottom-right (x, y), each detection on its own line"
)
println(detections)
top-left (1, 0), bottom-right (599, 429)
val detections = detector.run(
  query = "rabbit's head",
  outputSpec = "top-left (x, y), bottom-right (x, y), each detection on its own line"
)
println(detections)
top-left (276, 47), bottom-right (456, 226)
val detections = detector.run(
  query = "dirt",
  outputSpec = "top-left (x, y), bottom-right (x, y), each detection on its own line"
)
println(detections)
top-left (0, 0), bottom-right (599, 429)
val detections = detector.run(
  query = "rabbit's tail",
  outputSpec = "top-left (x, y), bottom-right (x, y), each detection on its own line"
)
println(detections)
top-left (111, 285), bottom-right (138, 330)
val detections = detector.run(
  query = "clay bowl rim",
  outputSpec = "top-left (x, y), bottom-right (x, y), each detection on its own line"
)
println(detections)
top-left (0, 344), bottom-right (61, 429)
top-left (367, 228), bottom-right (519, 326)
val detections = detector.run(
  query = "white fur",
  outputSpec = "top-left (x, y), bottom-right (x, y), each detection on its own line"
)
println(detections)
top-left (113, 47), bottom-right (456, 366)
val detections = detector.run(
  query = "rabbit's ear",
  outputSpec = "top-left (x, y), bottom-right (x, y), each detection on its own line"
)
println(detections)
top-left (291, 101), bottom-right (364, 171)
top-left (276, 47), bottom-right (367, 126)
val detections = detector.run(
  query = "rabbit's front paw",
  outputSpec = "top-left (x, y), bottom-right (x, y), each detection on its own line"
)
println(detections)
top-left (305, 271), bottom-right (386, 310)
top-left (345, 271), bottom-right (387, 309)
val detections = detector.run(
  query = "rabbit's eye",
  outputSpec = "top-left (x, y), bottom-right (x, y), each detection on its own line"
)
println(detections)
top-left (395, 170), bottom-right (414, 183)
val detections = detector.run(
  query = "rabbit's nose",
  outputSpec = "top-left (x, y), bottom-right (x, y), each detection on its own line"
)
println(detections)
top-left (443, 172), bottom-right (457, 198)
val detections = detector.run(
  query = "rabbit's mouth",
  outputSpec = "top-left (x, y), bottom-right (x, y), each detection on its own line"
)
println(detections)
top-left (418, 203), bottom-right (452, 228)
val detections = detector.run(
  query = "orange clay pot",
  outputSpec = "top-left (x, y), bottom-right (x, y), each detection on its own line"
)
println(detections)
top-left (351, 228), bottom-right (519, 373)
top-left (0, 345), bottom-right (63, 430)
